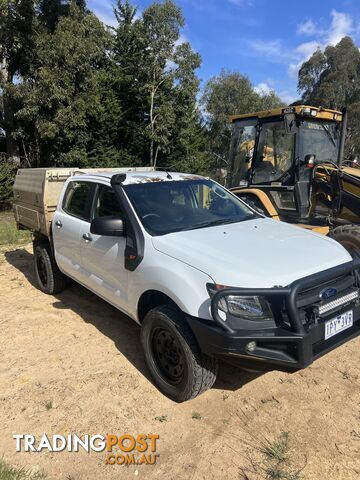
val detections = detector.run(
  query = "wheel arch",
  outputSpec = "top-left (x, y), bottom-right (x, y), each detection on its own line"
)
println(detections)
top-left (137, 289), bottom-right (182, 324)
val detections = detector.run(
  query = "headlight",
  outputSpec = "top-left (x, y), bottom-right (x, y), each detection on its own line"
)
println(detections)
top-left (226, 295), bottom-right (272, 319)
top-left (207, 284), bottom-right (273, 321)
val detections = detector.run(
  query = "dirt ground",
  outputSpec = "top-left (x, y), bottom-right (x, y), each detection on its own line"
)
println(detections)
top-left (0, 244), bottom-right (360, 480)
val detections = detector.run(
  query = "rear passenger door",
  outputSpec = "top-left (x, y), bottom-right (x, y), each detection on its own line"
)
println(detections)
top-left (53, 180), bottom-right (94, 283)
top-left (79, 183), bottom-right (129, 313)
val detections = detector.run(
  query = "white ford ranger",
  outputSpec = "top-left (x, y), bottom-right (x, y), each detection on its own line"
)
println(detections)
top-left (13, 168), bottom-right (360, 401)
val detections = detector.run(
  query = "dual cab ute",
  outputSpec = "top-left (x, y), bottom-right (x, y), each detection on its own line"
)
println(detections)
top-left (13, 168), bottom-right (360, 401)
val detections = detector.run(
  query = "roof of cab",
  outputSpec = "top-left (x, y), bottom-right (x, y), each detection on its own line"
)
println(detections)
top-left (72, 170), bottom-right (205, 185)
top-left (229, 105), bottom-right (342, 123)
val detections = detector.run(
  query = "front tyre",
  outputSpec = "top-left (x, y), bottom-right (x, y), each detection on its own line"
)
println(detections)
top-left (141, 304), bottom-right (218, 402)
top-left (33, 241), bottom-right (67, 294)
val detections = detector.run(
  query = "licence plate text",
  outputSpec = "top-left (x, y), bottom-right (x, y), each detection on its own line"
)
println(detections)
top-left (324, 310), bottom-right (353, 340)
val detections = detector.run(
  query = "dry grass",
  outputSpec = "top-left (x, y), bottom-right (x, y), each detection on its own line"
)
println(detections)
top-left (0, 460), bottom-right (45, 480)
top-left (0, 211), bottom-right (30, 250)
top-left (238, 430), bottom-right (306, 480)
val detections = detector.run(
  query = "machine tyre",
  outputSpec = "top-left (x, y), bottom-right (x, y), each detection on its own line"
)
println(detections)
top-left (328, 225), bottom-right (360, 258)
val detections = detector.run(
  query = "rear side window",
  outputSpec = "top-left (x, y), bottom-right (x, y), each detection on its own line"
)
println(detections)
top-left (63, 181), bottom-right (93, 221)
top-left (92, 184), bottom-right (123, 219)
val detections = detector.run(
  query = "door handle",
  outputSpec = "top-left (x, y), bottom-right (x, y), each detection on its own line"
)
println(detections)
top-left (55, 220), bottom-right (62, 228)
top-left (82, 233), bottom-right (92, 242)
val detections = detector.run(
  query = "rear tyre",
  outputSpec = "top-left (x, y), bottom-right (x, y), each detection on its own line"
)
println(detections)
top-left (141, 304), bottom-right (218, 402)
top-left (328, 225), bottom-right (360, 258)
top-left (33, 241), bottom-right (67, 294)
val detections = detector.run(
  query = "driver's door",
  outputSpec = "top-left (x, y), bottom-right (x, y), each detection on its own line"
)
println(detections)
top-left (79, 182), bottom-right (129, 313)
top-left (251, 121), bottom-right (299, 215)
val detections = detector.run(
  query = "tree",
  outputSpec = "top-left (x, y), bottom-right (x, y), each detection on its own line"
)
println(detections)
top-left (202, 70), bottom-right (284, 169)
top-left (141, 0), bottom-right (185, 166)
top-left (166, 42), bottom-right (208, 172)
top-left (37, 0), bottom-right (88, 32)
top-left (101, 0), bottom-right (204, 169)
top-left (15, 1), bottom-right (110, 166)
top-left (0, 0), bottom-right (35, 162)
top-left (103, 0), bottom-right (148, 164)
top-left (298, 37), bottom-right (360, 109)
top-left (298, 48), bottom-right (327, 106)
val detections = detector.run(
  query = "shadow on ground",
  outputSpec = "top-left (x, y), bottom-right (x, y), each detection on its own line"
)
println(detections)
top-left (5, 247), bottom-right (263, 396)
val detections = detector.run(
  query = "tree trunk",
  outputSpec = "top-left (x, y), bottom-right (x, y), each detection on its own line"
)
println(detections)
top-left (149, 88), bottom-right (155, 166)
top-left (2, 76), bottom-right (20, 165)
top-left (150, 137), bottom-right (154, 166)
top-left (154, 144), bottom-right (160, 168)
top-left (4, 100), bottom-right (20, 164)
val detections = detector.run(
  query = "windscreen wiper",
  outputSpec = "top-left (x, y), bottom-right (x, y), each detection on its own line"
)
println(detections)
top-left (181, 215), bottom-right (255, 231)
top-left (322, 125), bottom-right (337, 147)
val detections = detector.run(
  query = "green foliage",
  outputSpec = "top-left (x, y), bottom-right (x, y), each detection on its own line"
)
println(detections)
top-left (2, 1), bottom-right (359, 184)
top-left (1, 0), bottom-right (285, 180)
top-left (139, 0), bottom-right (199, 166)
top-left (298, 36), bottom-right (360, 157)
top-left (90, 1), bottom-right (148, 165)
top-left (15, 2), bottom-right (110, 166)
top-left (0, 0), bottom-right (35, 81)
top-left (298, 48), bottom-right (327, 104)
top-left (90, 0), bottom-right (206, 169)
top-left (299, 37), bottom-right (360, 109)
top-left (0, 0), bottom-right (36, 160)
top-left (0, 158), bottom-right (17, 208)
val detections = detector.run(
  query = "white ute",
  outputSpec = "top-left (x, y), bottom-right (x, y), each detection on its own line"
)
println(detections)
top-left (13, 168), bottom-right (360, 401)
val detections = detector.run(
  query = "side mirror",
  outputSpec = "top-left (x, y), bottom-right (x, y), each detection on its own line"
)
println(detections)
top-left (90, 216), bottom-right (125, 237)
top-left (304, 154), bottom-right (317, 168)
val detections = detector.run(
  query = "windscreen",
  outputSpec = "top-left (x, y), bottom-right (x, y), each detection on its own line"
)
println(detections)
top-left (299, 120), bottom-right (340, 163)
top-left (229, 120), bottom-right (257, 187)
top-left (124, 179), bottom-right (257, 236)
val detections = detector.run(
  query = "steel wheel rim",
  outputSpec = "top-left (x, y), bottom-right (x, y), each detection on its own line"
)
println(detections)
top-left (151, 327), bottom-right (185, 384)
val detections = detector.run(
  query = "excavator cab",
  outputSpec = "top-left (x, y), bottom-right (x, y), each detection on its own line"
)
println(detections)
top-left (227, 106), bottom-right (344, 222)
top-left (228, 106), bottom-right (360, 255)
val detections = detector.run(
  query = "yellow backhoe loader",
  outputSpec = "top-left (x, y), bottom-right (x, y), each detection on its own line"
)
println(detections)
top-left (227, 105), bottom-right (360, 255)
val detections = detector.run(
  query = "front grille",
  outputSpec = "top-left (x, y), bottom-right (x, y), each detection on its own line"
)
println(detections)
top-left (296, 273), bottom-right (354, 308)
top-left (294, 272), bottom-right (359, 327)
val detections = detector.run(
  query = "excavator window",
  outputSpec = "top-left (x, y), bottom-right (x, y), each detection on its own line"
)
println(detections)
top-left (252, 122), bottom-right (294, 185)
top-left (230, 121), bottom-right (257, 186)
top-left (298, 120), bottom-right (339, 164)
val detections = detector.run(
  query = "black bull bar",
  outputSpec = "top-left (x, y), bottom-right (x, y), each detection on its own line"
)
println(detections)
top-left (211, 258), bottom-right (360, 335)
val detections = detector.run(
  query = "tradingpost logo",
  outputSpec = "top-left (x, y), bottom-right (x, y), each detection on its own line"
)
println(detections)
top-left (13, 433), bottom-right (160, 466)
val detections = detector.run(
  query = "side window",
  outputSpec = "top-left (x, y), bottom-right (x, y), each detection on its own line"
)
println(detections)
top-left (63, 181), bottom-right (92, 221)
top-left (93, 184), bottom-right (123, 219)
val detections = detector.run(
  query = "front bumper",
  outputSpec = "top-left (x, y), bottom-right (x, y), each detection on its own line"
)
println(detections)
top-left (187, 259), bottom-right (360, 371)
top-left (187, 307), bottom-right (360, 370)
